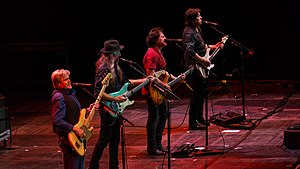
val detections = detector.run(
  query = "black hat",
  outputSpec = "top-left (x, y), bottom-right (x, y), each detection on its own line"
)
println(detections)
top-left (100, 39), bottom-right (124, 53)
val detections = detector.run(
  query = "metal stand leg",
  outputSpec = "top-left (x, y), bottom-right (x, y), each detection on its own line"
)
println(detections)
top-left (208, 79), bottom-right (239, 99)
top-left (208, 59), bottom-right (238, 99)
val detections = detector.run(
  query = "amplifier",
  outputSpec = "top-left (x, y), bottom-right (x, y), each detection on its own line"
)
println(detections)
top-left (284, 124), bottom-right (300, 149)
top-left (0, 95), bottom-right (10, 142)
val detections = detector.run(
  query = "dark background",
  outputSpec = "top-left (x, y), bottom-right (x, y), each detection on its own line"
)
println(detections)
top-left (0, 0), bottom-right (299, 107)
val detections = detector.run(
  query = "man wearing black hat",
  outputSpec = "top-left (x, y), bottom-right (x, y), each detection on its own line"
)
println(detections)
top-left (88, 39), bottom-right (149, 169)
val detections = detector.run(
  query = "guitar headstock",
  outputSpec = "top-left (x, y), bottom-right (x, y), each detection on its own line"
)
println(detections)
top-left (153, 70), bottom-right (166, 78)
top-left (221, 35), bottom-right (229, 44)
top-left (101, 73), bottom-right (112, 86)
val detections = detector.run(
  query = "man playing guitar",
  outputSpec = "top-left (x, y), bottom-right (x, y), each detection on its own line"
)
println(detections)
top-left (182, 8), bottom-right (225, 130)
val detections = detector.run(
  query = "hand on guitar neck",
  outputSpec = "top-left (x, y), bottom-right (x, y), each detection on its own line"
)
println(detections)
top-left (104, 70), bottom-right (166, 118)
top-left (197, 35), bottom-right (229, 79)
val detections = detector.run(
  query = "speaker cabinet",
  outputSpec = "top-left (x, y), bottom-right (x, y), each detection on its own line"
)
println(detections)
top-left (284, 124), bottom-right (300, 149)
top-left (0, 94), bottom-right (10, 142)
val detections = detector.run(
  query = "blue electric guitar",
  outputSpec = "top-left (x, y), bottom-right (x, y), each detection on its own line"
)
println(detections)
top-left (104, 70), bottom-right (165, 118)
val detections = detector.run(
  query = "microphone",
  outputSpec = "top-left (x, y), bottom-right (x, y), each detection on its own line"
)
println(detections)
top-left (72, 82), bottom-right (93, 87)
top-left (165, 39), bottom-right (182, 42)
top-left (119, 58), bottom-right (136, 64)
top-left (203, 20), bottom-right (219, 26)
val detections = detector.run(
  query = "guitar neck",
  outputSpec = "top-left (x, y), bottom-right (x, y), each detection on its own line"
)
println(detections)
top-left (126, 78), bottom-right (150, 98)
top-left (208, 35), bottom-right (228, 62)
top-left (168, 67), bottom-right (193, 87)
top-left (85, 73), bottom-right (111, 126)
top-left (209, 47), bottom-right (221, 62)
top-left (85, 86), bottom-right (106, 126)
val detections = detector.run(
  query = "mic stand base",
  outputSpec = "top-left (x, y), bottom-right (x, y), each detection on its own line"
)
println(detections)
top-left (3, 144), bottom-right (20, 150)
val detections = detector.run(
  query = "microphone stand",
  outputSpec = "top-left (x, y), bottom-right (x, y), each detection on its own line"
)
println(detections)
top-left (117, 112), bottom-right (134, 169)
top-left (166, 97), bottom-right (171, 169)
top-left (151, 80), bottom-right (181, 169)
top-left (209, 25), bottom-right (255, 129)
top-left (128, 64), bottom-right (146, 78)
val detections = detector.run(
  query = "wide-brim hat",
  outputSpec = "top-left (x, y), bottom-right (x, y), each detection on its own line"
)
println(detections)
top-left (100, 39), bottom-right (124, 53)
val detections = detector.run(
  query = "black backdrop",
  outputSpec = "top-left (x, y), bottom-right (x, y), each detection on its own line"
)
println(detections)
top-left (0, 0), bottom-right (299, 100)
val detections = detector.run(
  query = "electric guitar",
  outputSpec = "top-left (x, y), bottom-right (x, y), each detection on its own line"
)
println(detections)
top-left (198, 35), bottom-right (229, 78)
top-left (68, 73), bottom-right (112, 156)
top-left (150, 66), bottom-right (194, 105)
top-left (104, 70), bottom-right (165, 118)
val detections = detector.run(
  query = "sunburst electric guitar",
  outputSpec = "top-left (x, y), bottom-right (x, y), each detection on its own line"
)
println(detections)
top-left (198, 35), bottom-right (229, 78)
top-left (149, 66), bottom-right (194, 105)
top-left (68, 73), bottom-right (112, 156)
top-left (104, 70), bottom-right (165, 118)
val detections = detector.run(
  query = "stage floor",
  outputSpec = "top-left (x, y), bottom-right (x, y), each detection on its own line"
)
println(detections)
top-left (1, 80), bottom-right (300, 169)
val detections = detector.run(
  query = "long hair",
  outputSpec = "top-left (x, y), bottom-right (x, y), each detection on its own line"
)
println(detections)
top-left (95, 53), bottom-right (124, 86)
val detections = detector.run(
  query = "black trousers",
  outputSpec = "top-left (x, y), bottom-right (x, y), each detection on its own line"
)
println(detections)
top-left (146, 95), bottom-right (167, 150)
top-left (89, 110), bottom-right (120, 169)
top-left (187, 71), bottom-right (206, 127)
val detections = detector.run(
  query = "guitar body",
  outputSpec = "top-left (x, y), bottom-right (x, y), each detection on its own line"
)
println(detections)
top-left (149, 74), bottom-right (169, 105)
top-left (198, 35), bottom-right (228, 78)
top-left (150, 66), bottom-right (194, 105)
top-left (149, 85), bottom-right (166, 105)
top-left (68, 108), bottom-right (93, 156)
top-left (104, 82), bottom-right (134, 118)
top-left (198, 48), bottom-right (215, 79)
